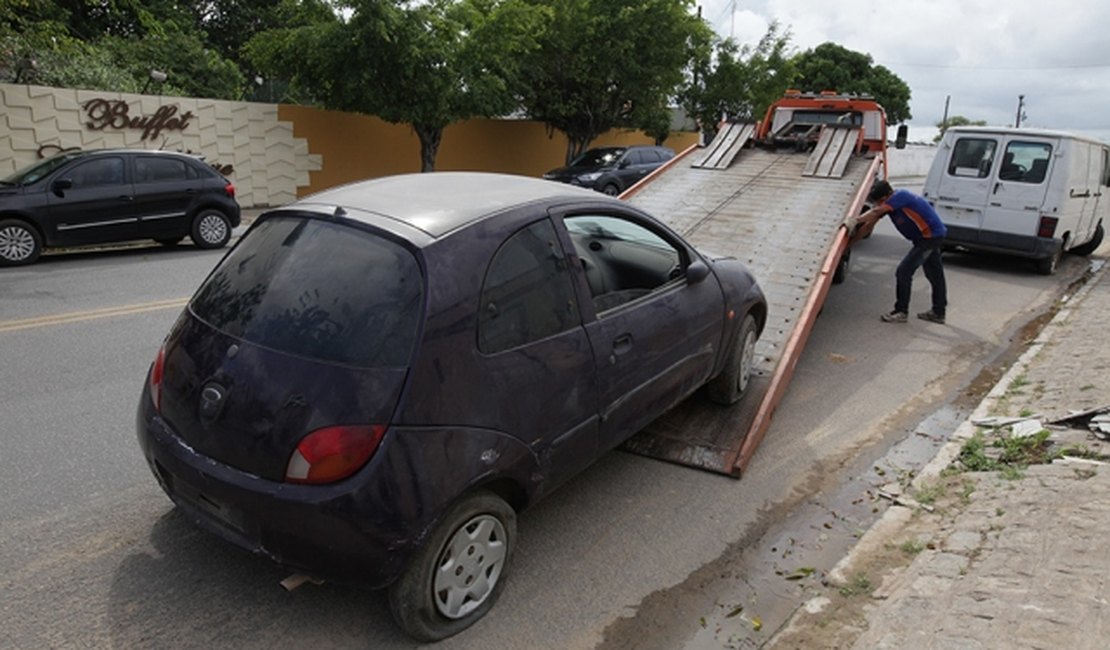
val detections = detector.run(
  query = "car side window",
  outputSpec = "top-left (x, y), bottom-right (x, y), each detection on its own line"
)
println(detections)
top-left (136, 157), bottom-right (190, 183)
top-left (564, 214), bottom-right (683, 314)
top-left (948, 138), bottom-right (997, 178)
top-left (69, 158), bottom-right (125, 187)
top-left (478, 219), bottom-right (580, 354)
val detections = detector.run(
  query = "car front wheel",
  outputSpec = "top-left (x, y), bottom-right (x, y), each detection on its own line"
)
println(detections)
top-left (0, 219), bottom-right (43, 266)
top-left (388, 490), bottom-right (516, 642)
top-left (191, 209), bottom-right (232, 249)
top-left (707, 314), bottom-right (758, 405)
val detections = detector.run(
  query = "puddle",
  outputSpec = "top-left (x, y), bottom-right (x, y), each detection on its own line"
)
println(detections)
top-left (673, 405), bottom-right (966, 650)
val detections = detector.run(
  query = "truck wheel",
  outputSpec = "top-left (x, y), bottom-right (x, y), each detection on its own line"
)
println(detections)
top-left (832, 250), bottom-right (850, 285)
top-left (389, 491), bottom-right (516, 642)
top-left (191, 209), bottom-right (231, 249)
top-left (1070, 224), bottom-right (1104, 257)
top-left (0, 219), bottom-right (42, 266)
top-left (707, 314), bottom-right (757, 405)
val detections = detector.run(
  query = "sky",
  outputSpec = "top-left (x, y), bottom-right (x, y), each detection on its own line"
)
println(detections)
top-left (700, 0), bottom-right (1110, 142)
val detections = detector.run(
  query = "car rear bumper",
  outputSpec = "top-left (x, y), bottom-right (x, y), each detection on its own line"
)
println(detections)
top-left (136, 400), bottom-right (414, 588)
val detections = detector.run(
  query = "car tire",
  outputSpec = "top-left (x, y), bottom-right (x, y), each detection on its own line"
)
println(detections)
top-left (602, 183), bottom-right (620, 196)
top-left (388, 490), bottom-right (516, 642)
top-left (0, 219), bottom-right (43, 266)
top-left (707, 314), bottom-right (757, 405)
top-left (1070, 223), bottom-right (1104, 257)
top-left (190, 209), bottom-right (232, 249)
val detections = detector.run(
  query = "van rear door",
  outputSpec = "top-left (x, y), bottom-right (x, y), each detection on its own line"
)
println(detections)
top-left (929, 133), bottom-right (1001, 245)
top-left (983, 136), bottom-right (1056, 252)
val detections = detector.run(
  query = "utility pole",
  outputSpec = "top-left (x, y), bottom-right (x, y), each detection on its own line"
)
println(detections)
top-left (940, 95), bottom-right (951, 137)
top-left (1015, 95), bottom-right (1025, 128)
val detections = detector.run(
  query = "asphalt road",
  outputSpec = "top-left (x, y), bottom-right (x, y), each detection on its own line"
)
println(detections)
top-left (0, 222), bottom-right (1089, 649)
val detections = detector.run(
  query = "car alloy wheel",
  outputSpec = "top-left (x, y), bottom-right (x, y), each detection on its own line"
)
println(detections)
top-left (432, 513), bottom-right (507, 619)
top-left (191, 210), bottom-right (231, 249)
top-left (0, 220), bottom-right (42, 266)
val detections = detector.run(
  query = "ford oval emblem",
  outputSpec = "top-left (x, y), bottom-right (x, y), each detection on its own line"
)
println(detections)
top-left (199, 382), bottom-right (227, 420)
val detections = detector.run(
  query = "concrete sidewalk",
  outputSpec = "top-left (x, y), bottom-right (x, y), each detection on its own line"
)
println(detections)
top-left (769, 252), bottom-right (1110, 649)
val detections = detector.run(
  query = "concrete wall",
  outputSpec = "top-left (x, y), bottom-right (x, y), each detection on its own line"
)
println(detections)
top-left (1, 83), bottom-right (697, 207)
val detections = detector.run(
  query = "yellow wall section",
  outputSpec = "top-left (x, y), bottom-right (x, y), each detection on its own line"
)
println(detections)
top-left (279, 104), bottom-right (697, 198)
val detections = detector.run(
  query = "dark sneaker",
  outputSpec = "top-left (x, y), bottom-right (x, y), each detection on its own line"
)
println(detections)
top-left (917, 310), bottom-right (946, 324)
top-left (881, 311), bottom-right (908, 323)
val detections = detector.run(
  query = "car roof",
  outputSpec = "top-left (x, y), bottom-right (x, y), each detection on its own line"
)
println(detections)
top-left (289, 172), bottom-right (605, 239)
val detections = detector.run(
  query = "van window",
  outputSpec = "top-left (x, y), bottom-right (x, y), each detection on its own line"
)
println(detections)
top-left (948, 138), bottom-right (997, 178)
top-left (190, 216), bottom-right (423, 367)
top-left (1002, 141), bottom-right (1052, 184)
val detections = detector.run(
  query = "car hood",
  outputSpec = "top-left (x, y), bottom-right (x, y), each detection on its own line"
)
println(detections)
top-left (543, 164), bottom-right (614, 180)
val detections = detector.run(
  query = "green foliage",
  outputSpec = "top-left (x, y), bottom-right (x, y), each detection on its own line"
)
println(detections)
top-left (935, 115), bottom-right (987, 142)
top-left (520, 0), bottom-right (711, 163)
top-left (681, 22), bottom-right (795, 141)
top-left (837, 573), bottom-right (873, 598)
top-left (792, 42), bottom-right (911, 124)
top-left (899, 539), bottom-right (925, 556)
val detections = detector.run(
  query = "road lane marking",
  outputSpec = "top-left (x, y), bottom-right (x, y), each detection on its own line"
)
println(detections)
top-left (0, 298), bottom-right (188, 333)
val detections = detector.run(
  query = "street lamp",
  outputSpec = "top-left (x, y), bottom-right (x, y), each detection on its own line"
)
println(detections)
top-left (142, 69), bottom-right (168, 95)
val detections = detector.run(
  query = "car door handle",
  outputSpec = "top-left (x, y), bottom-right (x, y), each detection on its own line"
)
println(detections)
top-left (608, 334), bottom-right (633, 364)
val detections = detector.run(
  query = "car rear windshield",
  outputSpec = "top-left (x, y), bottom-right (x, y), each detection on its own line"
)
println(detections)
top-left (190, 216), bottom-right (423, 367)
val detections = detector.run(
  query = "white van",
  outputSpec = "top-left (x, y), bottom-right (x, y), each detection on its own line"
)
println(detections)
top-left (922, 126), bottom-right (1107, 274)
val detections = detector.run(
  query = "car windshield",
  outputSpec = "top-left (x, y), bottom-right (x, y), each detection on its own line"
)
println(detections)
top-left (190, 216), bottom-right (424, 367)
top-left (2, 152), bottom-right (84, 186)
top-left (571, 148), bottom-right (625, 167)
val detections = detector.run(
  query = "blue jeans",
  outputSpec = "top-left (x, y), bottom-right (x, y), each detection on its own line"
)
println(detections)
top-left (895, 238), bottom-right (946, 316)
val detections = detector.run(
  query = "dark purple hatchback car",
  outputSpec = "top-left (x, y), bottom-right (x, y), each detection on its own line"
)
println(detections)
top-left (136, 172), bottom-right (766, 640)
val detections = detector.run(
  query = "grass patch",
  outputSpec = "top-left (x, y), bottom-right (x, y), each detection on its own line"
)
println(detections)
top-left (899, 539), bottom-right (926, 556)
top-left (838, 573), bottom-right (873, 598)
top-left (913, 482), bottom-right (945, 505)
top-left (955, 430), bottom-right (1055, 476)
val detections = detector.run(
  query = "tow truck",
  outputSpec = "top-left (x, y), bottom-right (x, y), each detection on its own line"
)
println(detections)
top-left (620, 91), bottom-right (902, 476)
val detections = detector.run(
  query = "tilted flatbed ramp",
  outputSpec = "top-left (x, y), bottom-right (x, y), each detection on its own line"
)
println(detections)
top-left (620, 144), bottom-right (880, 476)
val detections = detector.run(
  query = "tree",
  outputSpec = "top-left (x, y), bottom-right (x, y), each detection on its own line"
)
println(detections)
top-left (792, 42), bottom-right (911, 124)
top-left (247, 0), bottom-right (546, 172)
top-left (935, 115), bottom-right (986, 142)
top-left (681, 22), bottom-right (795, 142)
top-left (520, 0), bottom-right (711, 164)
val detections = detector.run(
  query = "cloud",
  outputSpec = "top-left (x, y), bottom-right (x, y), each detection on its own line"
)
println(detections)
top-left (700, 0), bottom-right (1110, 139)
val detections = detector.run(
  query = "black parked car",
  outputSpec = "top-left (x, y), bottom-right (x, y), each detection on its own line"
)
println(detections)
top-left (0, 149), bottom-right (240, 266)
top-left (136, 172), bottom-right (765, 641)
top-left (543, 145), bottom-right (675, 195)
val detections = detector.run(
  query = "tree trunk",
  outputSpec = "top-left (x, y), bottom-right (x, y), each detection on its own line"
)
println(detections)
top-left (414, 123), bottom-right (443, 173)
top-left (564, 133), bottom-right (593, 165)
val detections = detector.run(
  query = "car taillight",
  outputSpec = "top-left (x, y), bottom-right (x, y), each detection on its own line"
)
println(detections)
top-left (149, 345), bottom-right (166, 413)
top-left (224, 182), bottom-right (236, 198)
top-left (1038, 216), bottom-right (1058, 238)
top-left (285, 425), bottom-right (386, 484)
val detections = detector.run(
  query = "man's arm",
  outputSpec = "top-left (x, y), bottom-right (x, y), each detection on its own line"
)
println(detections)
top-left (847, 204), bottom-right (891, 244)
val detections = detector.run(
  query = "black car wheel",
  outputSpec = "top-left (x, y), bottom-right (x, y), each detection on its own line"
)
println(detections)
top-left (602, 183), bottom-right (620, 196)
top-left (0, 219), bottom-right (42, 266)
top-left (389, 490), bottom-right (516, 642)
top-left (191, 209), bottom-right (232, 249)
top-left (707, 314), bottom-right (757, 405)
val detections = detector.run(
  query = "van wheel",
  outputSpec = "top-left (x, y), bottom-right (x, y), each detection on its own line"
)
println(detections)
top-left (389, 491), bottom-right (516, 642)
top-left (191, 209), bottom-right (232, 249)
top-left (707, 315), bottom-right (758, 405)
top-left (0, 219), bottom-right (42, 266)
top-left (1070, 224), bottom-right (1104, 257)
top-left (1035, 245), bottom-right (1062, 275)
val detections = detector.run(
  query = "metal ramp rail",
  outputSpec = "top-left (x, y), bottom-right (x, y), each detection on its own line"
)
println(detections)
top-left (803, 125), bottom-right (862, 178)
top-left (693, 122), bottom-right (756, 170)
top-left (620, 145), bottom-right (880, 477)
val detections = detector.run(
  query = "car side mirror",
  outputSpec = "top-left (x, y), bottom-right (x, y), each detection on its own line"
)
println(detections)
top-left (52, 178), bottom-right (72, 196)
top-left (895, 124), bottom-right (908, 150)
top-left (685, 260), bottom-right (710, 284)
top-left (618, 159), bottom-right (630, 169)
